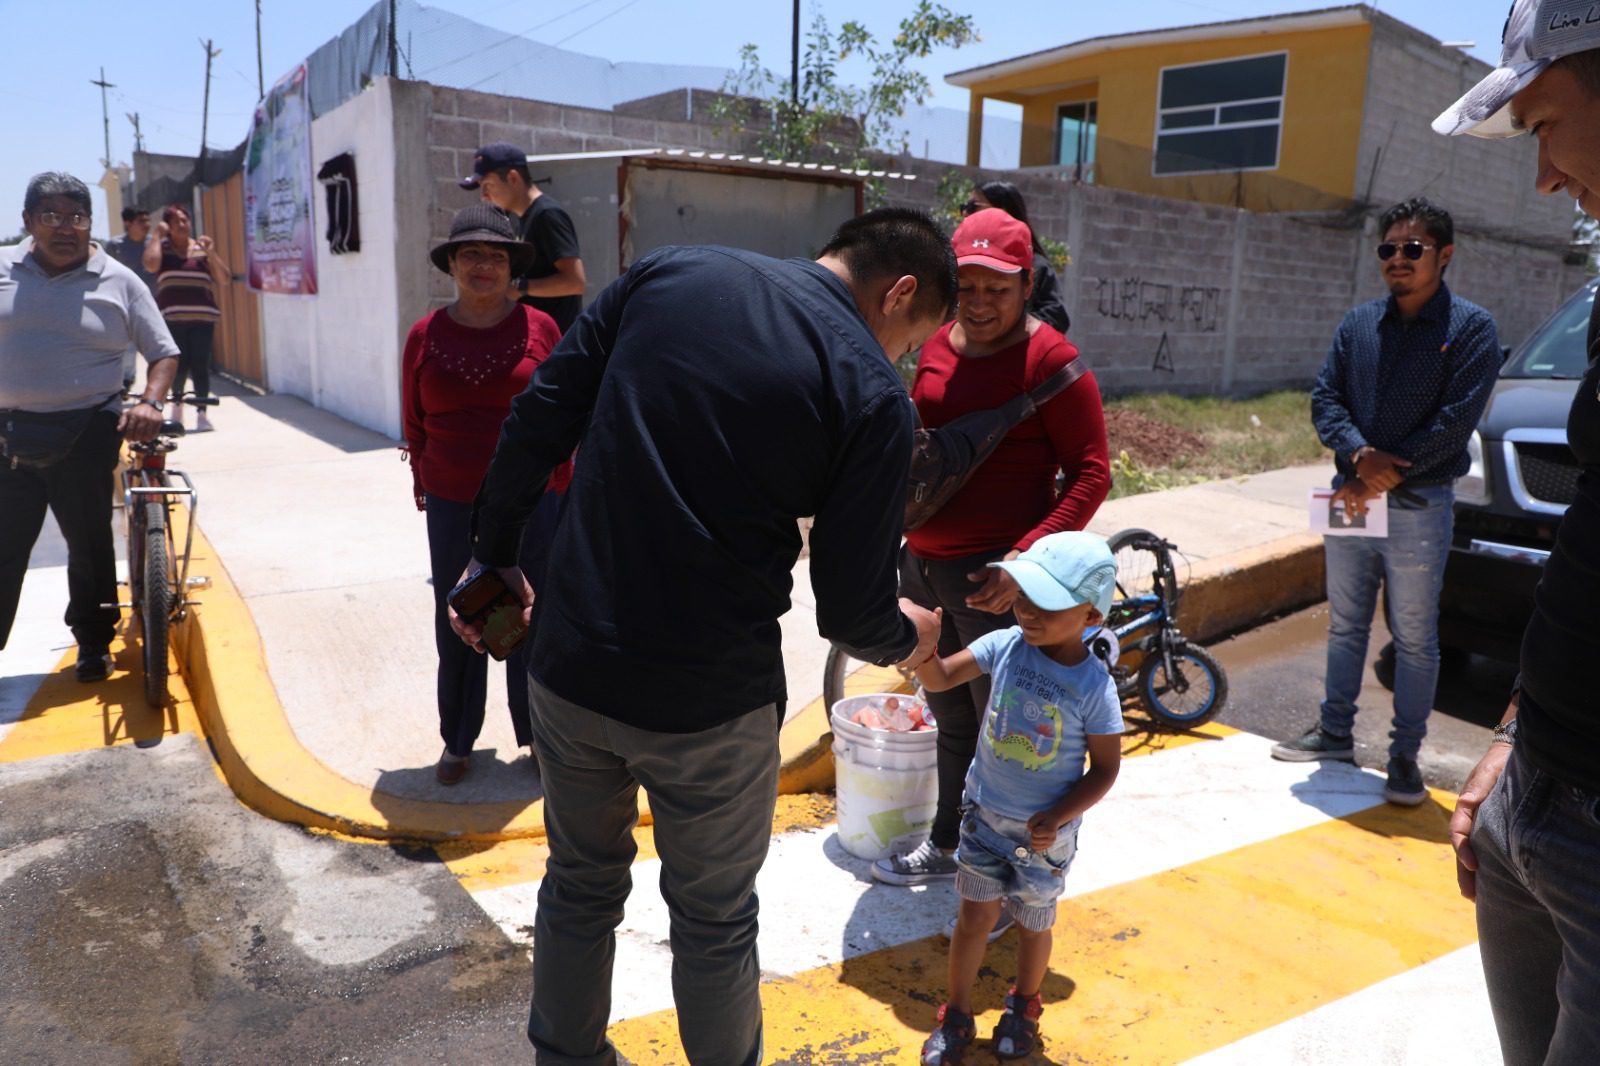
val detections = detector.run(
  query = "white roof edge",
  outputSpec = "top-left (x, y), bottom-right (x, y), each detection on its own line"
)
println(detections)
top-left (945, 7), bottom-right (1369, 88)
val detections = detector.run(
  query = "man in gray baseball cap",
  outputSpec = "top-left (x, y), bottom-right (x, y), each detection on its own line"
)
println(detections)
top-left (1436, 3), bottom-right (1600, 1063)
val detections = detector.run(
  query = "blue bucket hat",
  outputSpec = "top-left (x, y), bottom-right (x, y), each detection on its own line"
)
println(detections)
top-left (989, 531), bottom-right (1117, 617)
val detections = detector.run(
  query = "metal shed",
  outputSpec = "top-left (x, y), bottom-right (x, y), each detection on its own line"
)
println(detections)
top-left (523, 148), bottom-right (919, 306)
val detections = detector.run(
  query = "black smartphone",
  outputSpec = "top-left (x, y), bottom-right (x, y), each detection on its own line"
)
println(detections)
top-left (446, 568), bottom-right (528, 661)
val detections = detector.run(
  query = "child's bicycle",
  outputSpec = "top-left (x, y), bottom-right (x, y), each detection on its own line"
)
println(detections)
top-left (819, 529), bottom-right (1227, 731)
top-left (114, 394), bottom-right (213, 706)
top-left (1100, 528), bottom-right (1228, 730)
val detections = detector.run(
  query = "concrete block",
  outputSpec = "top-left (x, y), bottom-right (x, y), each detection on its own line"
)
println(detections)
top-left (456, 91), bottom-right (510, 124)
top-left (531, 129), bottom-right (584, 154)
top-left (429, 84), bottom-right (456, 117)
top-left (430, 115), bottom-right (482, 151)
top-left (561, 106), bottom-right (614, 135)
top-left (612, 115), bottom-right (658, 144)
top-left (508, 98), bottom-right (562, 129)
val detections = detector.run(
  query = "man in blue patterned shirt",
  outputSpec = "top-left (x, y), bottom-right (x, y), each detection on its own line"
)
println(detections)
top-left (1273, 197), bottom-right (1500, 806)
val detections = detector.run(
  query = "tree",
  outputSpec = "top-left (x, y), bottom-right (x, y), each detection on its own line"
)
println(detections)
top-left (714, 3), bottom-right (978, 168)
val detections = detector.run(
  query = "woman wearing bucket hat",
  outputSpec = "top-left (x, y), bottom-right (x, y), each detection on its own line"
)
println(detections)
top-left (871, 208), bottom-right (1111, 926)
top-left (403, 204), bottom-right (571, 786)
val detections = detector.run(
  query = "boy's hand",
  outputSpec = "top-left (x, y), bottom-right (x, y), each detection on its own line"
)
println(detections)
top-left (1026, 810), bottom-right (1062, 851)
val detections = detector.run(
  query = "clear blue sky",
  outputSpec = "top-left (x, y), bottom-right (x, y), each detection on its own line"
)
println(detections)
top-left (0, 0), bottom-right (1517, 240)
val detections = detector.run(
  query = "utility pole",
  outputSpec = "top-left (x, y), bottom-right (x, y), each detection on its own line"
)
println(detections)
top-left (90, 67), bottom-right (115, 168)
top-left (790, 0), bottom-right (800, 107)
top-left (388, 0), bottom-right (398, 79)
top-left (126, 112), bottom-right (144, 154)
top-left (198, 38), bottom-right (221, 160)
top-left (255, 0), bottom-right (265, 98)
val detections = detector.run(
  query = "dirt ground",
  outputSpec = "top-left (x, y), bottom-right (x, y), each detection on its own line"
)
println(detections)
top-left (1104, 407), bottom-right (1209, 467)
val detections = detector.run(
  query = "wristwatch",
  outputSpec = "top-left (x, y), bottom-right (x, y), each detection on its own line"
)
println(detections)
top-left (1350, 446), bottom-right (1373, 465)
top-left (137, 397), bottom-right (163, 412)
top-left (1491, 719), bottom-right (1518, 746)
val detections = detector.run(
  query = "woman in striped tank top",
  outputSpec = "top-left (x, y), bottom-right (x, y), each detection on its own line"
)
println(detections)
top-left (142, 204), bottom-right (225, 431)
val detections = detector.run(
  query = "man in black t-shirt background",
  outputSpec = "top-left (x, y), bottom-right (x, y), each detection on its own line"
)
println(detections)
top-left (461, 142), bottom-right (586, 333)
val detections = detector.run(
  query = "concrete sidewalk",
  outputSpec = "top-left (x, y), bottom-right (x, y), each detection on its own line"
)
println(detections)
top-left (6, 382), bottom-right (1332, 841)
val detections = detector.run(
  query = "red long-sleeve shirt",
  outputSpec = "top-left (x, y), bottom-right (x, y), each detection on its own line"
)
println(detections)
top-left (904, 321), bottom-right (1111, 561)
top-left (402, 305), bottom-right (570, 505)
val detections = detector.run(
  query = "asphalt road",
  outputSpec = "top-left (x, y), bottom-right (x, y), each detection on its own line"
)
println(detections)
top-left (0, 603), bottom-right (1514, 1064)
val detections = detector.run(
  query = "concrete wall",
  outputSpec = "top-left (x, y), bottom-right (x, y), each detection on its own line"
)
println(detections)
top-left (259, 79), bottom-right (412, 438)
top-left (884, 159), bottom-right (1590, 396)
top-left (1357, 16), bottom-right (1570, 243)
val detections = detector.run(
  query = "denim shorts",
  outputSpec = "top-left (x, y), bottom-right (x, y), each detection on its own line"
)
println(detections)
top-left (954, 805), bottom-right (1080, 931)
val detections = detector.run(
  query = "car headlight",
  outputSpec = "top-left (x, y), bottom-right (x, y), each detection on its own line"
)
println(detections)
top-left (1455, 430), bottom-right (1490, 505)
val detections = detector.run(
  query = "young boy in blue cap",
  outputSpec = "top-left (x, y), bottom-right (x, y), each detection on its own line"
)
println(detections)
top-left (916, 531), bottom-right (1124, 1063)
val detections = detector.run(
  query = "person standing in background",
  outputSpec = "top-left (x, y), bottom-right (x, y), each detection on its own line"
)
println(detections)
top-left (143, 204), bottom-right (224, 432)
top-left (460, 142), bottom-right (586, 334)
top-left (963, 181), bottom-right (1070, 335)
top-left (104, 206), bottom-right (158, 389)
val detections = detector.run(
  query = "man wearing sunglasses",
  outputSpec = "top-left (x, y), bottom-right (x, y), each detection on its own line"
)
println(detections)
top-left (0, 172), bottom-right (178, 682)
top-left (1275, 197), bottom-right (1501, 810)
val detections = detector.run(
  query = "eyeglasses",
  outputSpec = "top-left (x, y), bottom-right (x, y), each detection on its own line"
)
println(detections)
top-left (960, 200), bottom-right (983, 216)
top-left (35, 210), bottom-right (91, 231)
top-left (1376, 239), bottom-right (1435, 262)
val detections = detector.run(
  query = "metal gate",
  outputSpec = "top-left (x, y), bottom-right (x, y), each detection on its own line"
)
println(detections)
top-left (199, 173), bottom-right (265, 389)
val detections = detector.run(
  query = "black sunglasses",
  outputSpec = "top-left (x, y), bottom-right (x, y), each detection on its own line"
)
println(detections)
top-left (960, 200), bottom-right (983, 216)
top-left (1376, 239), bottom-right (1436, 262)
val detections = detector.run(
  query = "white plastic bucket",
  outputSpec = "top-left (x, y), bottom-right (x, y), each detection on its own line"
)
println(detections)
top-left (831, 694), bottom-right (938, 861)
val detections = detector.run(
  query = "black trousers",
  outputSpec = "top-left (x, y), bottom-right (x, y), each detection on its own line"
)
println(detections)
top-left (0, 410), bottom-right (122, 652)
top-left (167, 321), bottom-right (214, 402)
top-left (425, 491), bottom-right (561, 757)
top-left (898, 543), bottom-right (1014, 850)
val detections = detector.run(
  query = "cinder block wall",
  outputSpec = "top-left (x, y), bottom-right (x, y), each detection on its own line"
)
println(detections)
top-left (418, 82), bottom-right (1591, 397)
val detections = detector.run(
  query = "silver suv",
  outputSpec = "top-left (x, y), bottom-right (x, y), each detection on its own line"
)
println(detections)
top-left (1438, 278), bottom-right (1591, 663)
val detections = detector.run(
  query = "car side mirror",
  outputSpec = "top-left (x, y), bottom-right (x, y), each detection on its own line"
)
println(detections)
top-left (1501, 345), bottom-right (1513, 364)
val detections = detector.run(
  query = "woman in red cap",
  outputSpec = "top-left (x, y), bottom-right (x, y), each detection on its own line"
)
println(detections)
top-left (403, 204), bottom-right (572, 786)
top-left (872, 208), bottom-right (1111, 925)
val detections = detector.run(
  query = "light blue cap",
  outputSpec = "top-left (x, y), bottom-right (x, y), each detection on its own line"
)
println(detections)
top-left (989, 531), bottom-right (1117, 617)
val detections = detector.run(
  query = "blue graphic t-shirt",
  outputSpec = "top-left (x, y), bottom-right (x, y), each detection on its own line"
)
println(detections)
top-left (963, 626), bottom-right (1124, 822)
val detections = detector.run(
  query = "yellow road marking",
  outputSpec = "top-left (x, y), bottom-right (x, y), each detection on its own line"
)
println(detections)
top-left (0, 641), bottom-right (200, 763)
top-left (608, 795), bottom-right (1473, 1064)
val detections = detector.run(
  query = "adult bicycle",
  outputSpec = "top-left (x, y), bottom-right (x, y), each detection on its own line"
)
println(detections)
top-left (115, 395), bottom-right (212, 706)
top-left (819, 528), bottom-right (1228, 731)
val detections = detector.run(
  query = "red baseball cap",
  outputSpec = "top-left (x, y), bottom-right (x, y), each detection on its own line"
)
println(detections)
top-left (952, 208), bottom-right (1032, 274)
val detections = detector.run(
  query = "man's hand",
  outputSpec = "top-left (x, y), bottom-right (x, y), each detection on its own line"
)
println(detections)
top-left (1354, 448), bottom-right (1412, 492)
top-left (447, 561), bottom-right (534, 654)
top-left (894, 598), bottom-right (941, 668)
top-left (1451, 739), bottom-right (1512, 901)
top-left (1331, 476), bottom-right (1380, 518)
top-left (966, 552), bottom-right (1020, 614)
top-left (118, 401), bottom-right (164, 443)
top-left (1026, 809), bottom-right (1064, 851)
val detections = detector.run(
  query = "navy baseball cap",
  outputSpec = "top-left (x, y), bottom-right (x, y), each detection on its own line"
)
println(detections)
top-left (459, 142), bottom-right (528, 189)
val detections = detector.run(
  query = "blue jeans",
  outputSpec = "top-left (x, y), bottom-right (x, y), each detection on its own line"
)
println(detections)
top-left (954, 805), bottom-right (1079, 932)
top-left (1320, 483), bottom-right (1452, 758)
top-left (1472, 736), bottom-right (1600, 1064)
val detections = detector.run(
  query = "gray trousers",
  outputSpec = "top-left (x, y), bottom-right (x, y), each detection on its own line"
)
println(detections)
top-left (1473, 738), bottom-right (1600, 1064)
top-left (525, 675), bottom-right (779, 1066)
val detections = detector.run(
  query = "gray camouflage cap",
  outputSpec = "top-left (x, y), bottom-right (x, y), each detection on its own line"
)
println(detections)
top-left (1434, 0), bottom-right (1600, 137)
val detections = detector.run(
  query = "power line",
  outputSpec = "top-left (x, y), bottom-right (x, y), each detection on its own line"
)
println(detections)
top-left (465, 0), bottom-right (652, 92)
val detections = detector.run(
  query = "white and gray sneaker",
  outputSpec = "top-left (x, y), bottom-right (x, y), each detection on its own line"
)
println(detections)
top-left (871, 839), bottom-right (957, 885)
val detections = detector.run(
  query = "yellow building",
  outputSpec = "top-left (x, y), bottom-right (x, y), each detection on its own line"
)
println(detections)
top-left (946, 4), bottom-right (1557, 227)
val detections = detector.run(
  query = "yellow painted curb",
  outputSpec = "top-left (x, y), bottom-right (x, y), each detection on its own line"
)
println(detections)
top-left (175, 516), bottom-right (584, 844)
top-left (1178, 532), bottom-right (1326, 643)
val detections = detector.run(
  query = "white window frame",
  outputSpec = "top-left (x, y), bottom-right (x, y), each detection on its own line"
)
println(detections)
top-left (1152, 50), bottom-right (1288, 178)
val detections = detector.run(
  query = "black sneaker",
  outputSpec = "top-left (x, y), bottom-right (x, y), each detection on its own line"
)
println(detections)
top-left (1271, 726), bottom-right (1355, 762)
top-left (871, 839), bottom-right (957, 886)
top-left (74, 647), bottom-right (113, 683)
top-left (1384, 755), bottom-right (1427, 806)
top-left (921, 1004), bottom-right (976, 1065)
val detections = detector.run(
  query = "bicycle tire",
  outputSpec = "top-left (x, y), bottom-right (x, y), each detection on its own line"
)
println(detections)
top-left (1105, 528), bottom-right (1163, 622)
top-left (821, 646), bottom-right (919, 720)
top-left (1137, 642), bottom-right (1227, 730)
top-left (142, 504), bottom-right (170, 707)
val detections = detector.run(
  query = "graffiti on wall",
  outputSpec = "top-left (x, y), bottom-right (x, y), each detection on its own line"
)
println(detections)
top-left (1094, 276), bottom-right (1223, 333)
top-left (1152, 332), bottom-right (1175, 374)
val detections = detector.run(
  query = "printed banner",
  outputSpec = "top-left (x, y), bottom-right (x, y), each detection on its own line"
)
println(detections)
top-left (245, 65), bottom-right (317, 295)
